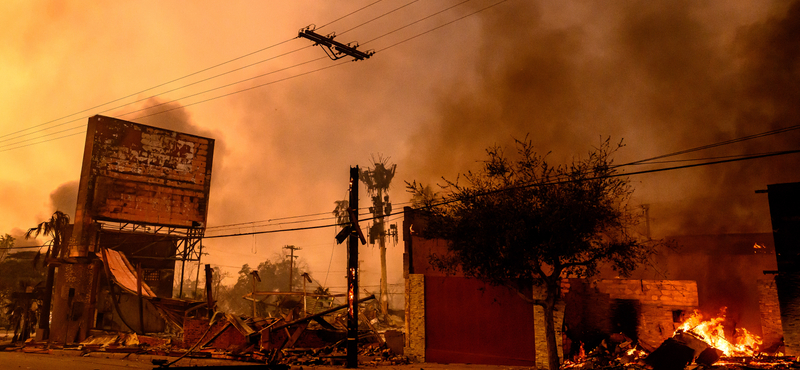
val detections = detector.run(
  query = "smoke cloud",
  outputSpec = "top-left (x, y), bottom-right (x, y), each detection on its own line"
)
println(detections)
top-left (1, 0), bottom-right (798, 307)
top-left (402, 0), bottom-right (800, 237)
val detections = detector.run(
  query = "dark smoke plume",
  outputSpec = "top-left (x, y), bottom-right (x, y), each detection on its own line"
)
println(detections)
top-left (402, 0), bottom-right (800, 237)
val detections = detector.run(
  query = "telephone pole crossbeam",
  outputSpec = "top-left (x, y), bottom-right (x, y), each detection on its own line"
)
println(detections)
top-left (298, 27), bottom-right (374, 61)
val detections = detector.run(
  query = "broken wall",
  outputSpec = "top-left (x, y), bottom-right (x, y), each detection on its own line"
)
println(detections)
top-left (757, 278), bottom-right (783, 350)
top-left (563, 279), bottom-right (699, 352)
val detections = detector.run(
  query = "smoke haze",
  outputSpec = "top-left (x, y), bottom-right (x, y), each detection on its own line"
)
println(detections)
top-left (0, 1), bottom-right (798, 306)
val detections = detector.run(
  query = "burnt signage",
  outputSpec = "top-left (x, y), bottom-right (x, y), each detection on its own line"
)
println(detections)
top-left (71, 115), bottom-right (214, 256)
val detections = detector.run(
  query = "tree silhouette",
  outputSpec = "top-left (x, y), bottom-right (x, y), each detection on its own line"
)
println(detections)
top-left (25, 210), bottom-right (70, 339)
top-left (408, 138), bottom-right (654, 370)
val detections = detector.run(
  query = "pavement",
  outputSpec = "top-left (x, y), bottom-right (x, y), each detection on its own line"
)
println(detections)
top-left (0, 347), bottom-right (537, 370)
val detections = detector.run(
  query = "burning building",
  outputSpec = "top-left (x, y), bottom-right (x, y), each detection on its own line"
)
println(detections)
top-left (402, 187), bottom-right (790, 368)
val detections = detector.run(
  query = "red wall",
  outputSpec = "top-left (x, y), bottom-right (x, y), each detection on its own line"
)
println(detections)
top-left (425, 275), bottom-right (536, 365)
top-left (405, 208), bottom-right (536, 365)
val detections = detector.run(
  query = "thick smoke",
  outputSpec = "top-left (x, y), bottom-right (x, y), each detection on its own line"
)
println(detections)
top-left (402, 0), bottom-right (800, 237)
top-left (48, 180), bottom-right (78, 218)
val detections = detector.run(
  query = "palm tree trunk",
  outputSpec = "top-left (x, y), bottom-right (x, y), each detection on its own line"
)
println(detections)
top-left (379, 234), bottom-right (389, 321)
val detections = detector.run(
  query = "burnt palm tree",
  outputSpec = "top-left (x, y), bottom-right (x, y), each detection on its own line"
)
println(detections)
top-left (25, 210), bottom-right (70, 340)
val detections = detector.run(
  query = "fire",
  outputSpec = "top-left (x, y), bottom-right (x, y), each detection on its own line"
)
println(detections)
top-left (676, 308), bottom-right (762, 357)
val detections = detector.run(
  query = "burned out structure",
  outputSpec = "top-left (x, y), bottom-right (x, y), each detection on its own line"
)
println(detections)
top-left (44, 115), bottom-right (214, 343)
top-left (402, 207), bottom-right (702, 368)
top-left (402, 184), bottom-right (795, 368)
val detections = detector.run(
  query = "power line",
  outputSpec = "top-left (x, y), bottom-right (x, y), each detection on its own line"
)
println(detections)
top-left (339, 0), bottom-right (423, 35)
top-left (0, 130), bottom-right (86, 153)
top-left (0, 54), bottom-right (330, 151)
top-left (618, 124), bottom-right (800, 167)
top-left (370, 0), bottom-right (506, 51)
top-left (200, 148), bottom-right (800, 240)
top-left (1, 0), bottom-right (498, 153)
top-left (0, 56), bottom-right (338, 152)
top-left (0, 125), bottom-right (85, 149)
top-left (318, 0), bottom-right (386, 30)
top-left (1, 1), bottom-right (399, 149)
top-left (0, 37), bottom-right (297, 143)
top-left (129, 60), bottom-right (350, 121)
top-left (203, 223), bottom-right (338, 239)
top-left (417, 148), bottom-right (800, 211)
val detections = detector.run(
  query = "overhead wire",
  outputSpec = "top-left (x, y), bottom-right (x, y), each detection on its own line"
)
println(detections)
top-left (4, 2), bottom-right (799, 241)
top-left (361, 0), bottom-right (475, 46)
top-left (617, 123), bottom-right (800, 167)
top-left (339, 0), bottom-right (423, 35)
top-left (0, 52), bottom-right (329, 152)
top-left (0, 0), bottom-right (402, 150)
top-left (124, 0), bottom-right (492, 122)
top-left (199, 147), bottom-right (800, 240)
top-left (0, 37), bottom-right (298, 144)
top-left (317, 0), bottom-right (386, 30)
top-left (0, 128), bottom-right (86, 153)
top-left (0, 0), bottom-right (496, 152)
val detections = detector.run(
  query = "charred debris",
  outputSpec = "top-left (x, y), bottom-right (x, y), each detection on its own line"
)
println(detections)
top-left (562, 327), bottom-right (795, 370)
top-left (3, 288), bottom-right (408, 368)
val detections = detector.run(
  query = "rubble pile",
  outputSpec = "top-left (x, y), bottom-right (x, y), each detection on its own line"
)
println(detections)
top-left (560, 331), bottom-right (799, 370)
top-left (3, 296), bottom-right (408, 368)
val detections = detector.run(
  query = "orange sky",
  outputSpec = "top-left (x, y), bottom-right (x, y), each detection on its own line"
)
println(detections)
top-left (1, 0), bottom-right (798, 300)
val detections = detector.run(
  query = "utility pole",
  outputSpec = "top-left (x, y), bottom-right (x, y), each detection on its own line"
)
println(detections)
top-left (642, 204), bottom-right (651, 240)
top-left (284, 245), bottom-right (301, 292)
top-left (335, 167), bottom-right (366, 368)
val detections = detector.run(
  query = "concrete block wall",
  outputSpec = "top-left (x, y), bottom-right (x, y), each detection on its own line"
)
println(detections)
top-left (595, 279), bottom-right (697, 349)
top-left (592, 280), bottom-right (698, 307)
top-left (757, 278), bottom-right (783, 349)
top-left (404, 274), bottom-right (425, 362)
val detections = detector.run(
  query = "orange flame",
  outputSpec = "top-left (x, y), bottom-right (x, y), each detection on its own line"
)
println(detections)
top-left (676, 308), bottom-right (762, 356)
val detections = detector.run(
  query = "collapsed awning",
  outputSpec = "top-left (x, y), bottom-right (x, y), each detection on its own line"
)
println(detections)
top-left (100, 248), bottom-right (157, 298)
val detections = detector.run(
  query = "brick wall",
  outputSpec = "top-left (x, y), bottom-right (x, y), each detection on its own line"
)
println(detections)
top-left (757, 278), bottom-right (783, 349)
top-left (564, 279), bottom-right (698, 351)
top-left (776, 273), bottom-right (800, 355)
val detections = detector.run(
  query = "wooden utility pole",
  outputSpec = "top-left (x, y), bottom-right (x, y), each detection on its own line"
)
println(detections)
top-left (284, 245), bottom-right (300, 292)
top-left (347, 167), bottom-right (360, 368)
top-left (334, 167), bottom-right (366, 368)
top-left (204, 264), bottom-right (215, 320)
top-left (347, 166), bottom-right (364, 369)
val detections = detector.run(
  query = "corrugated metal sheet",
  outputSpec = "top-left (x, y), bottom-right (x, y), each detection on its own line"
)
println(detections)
top-left (101, 248), bottom-right (157, 298)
